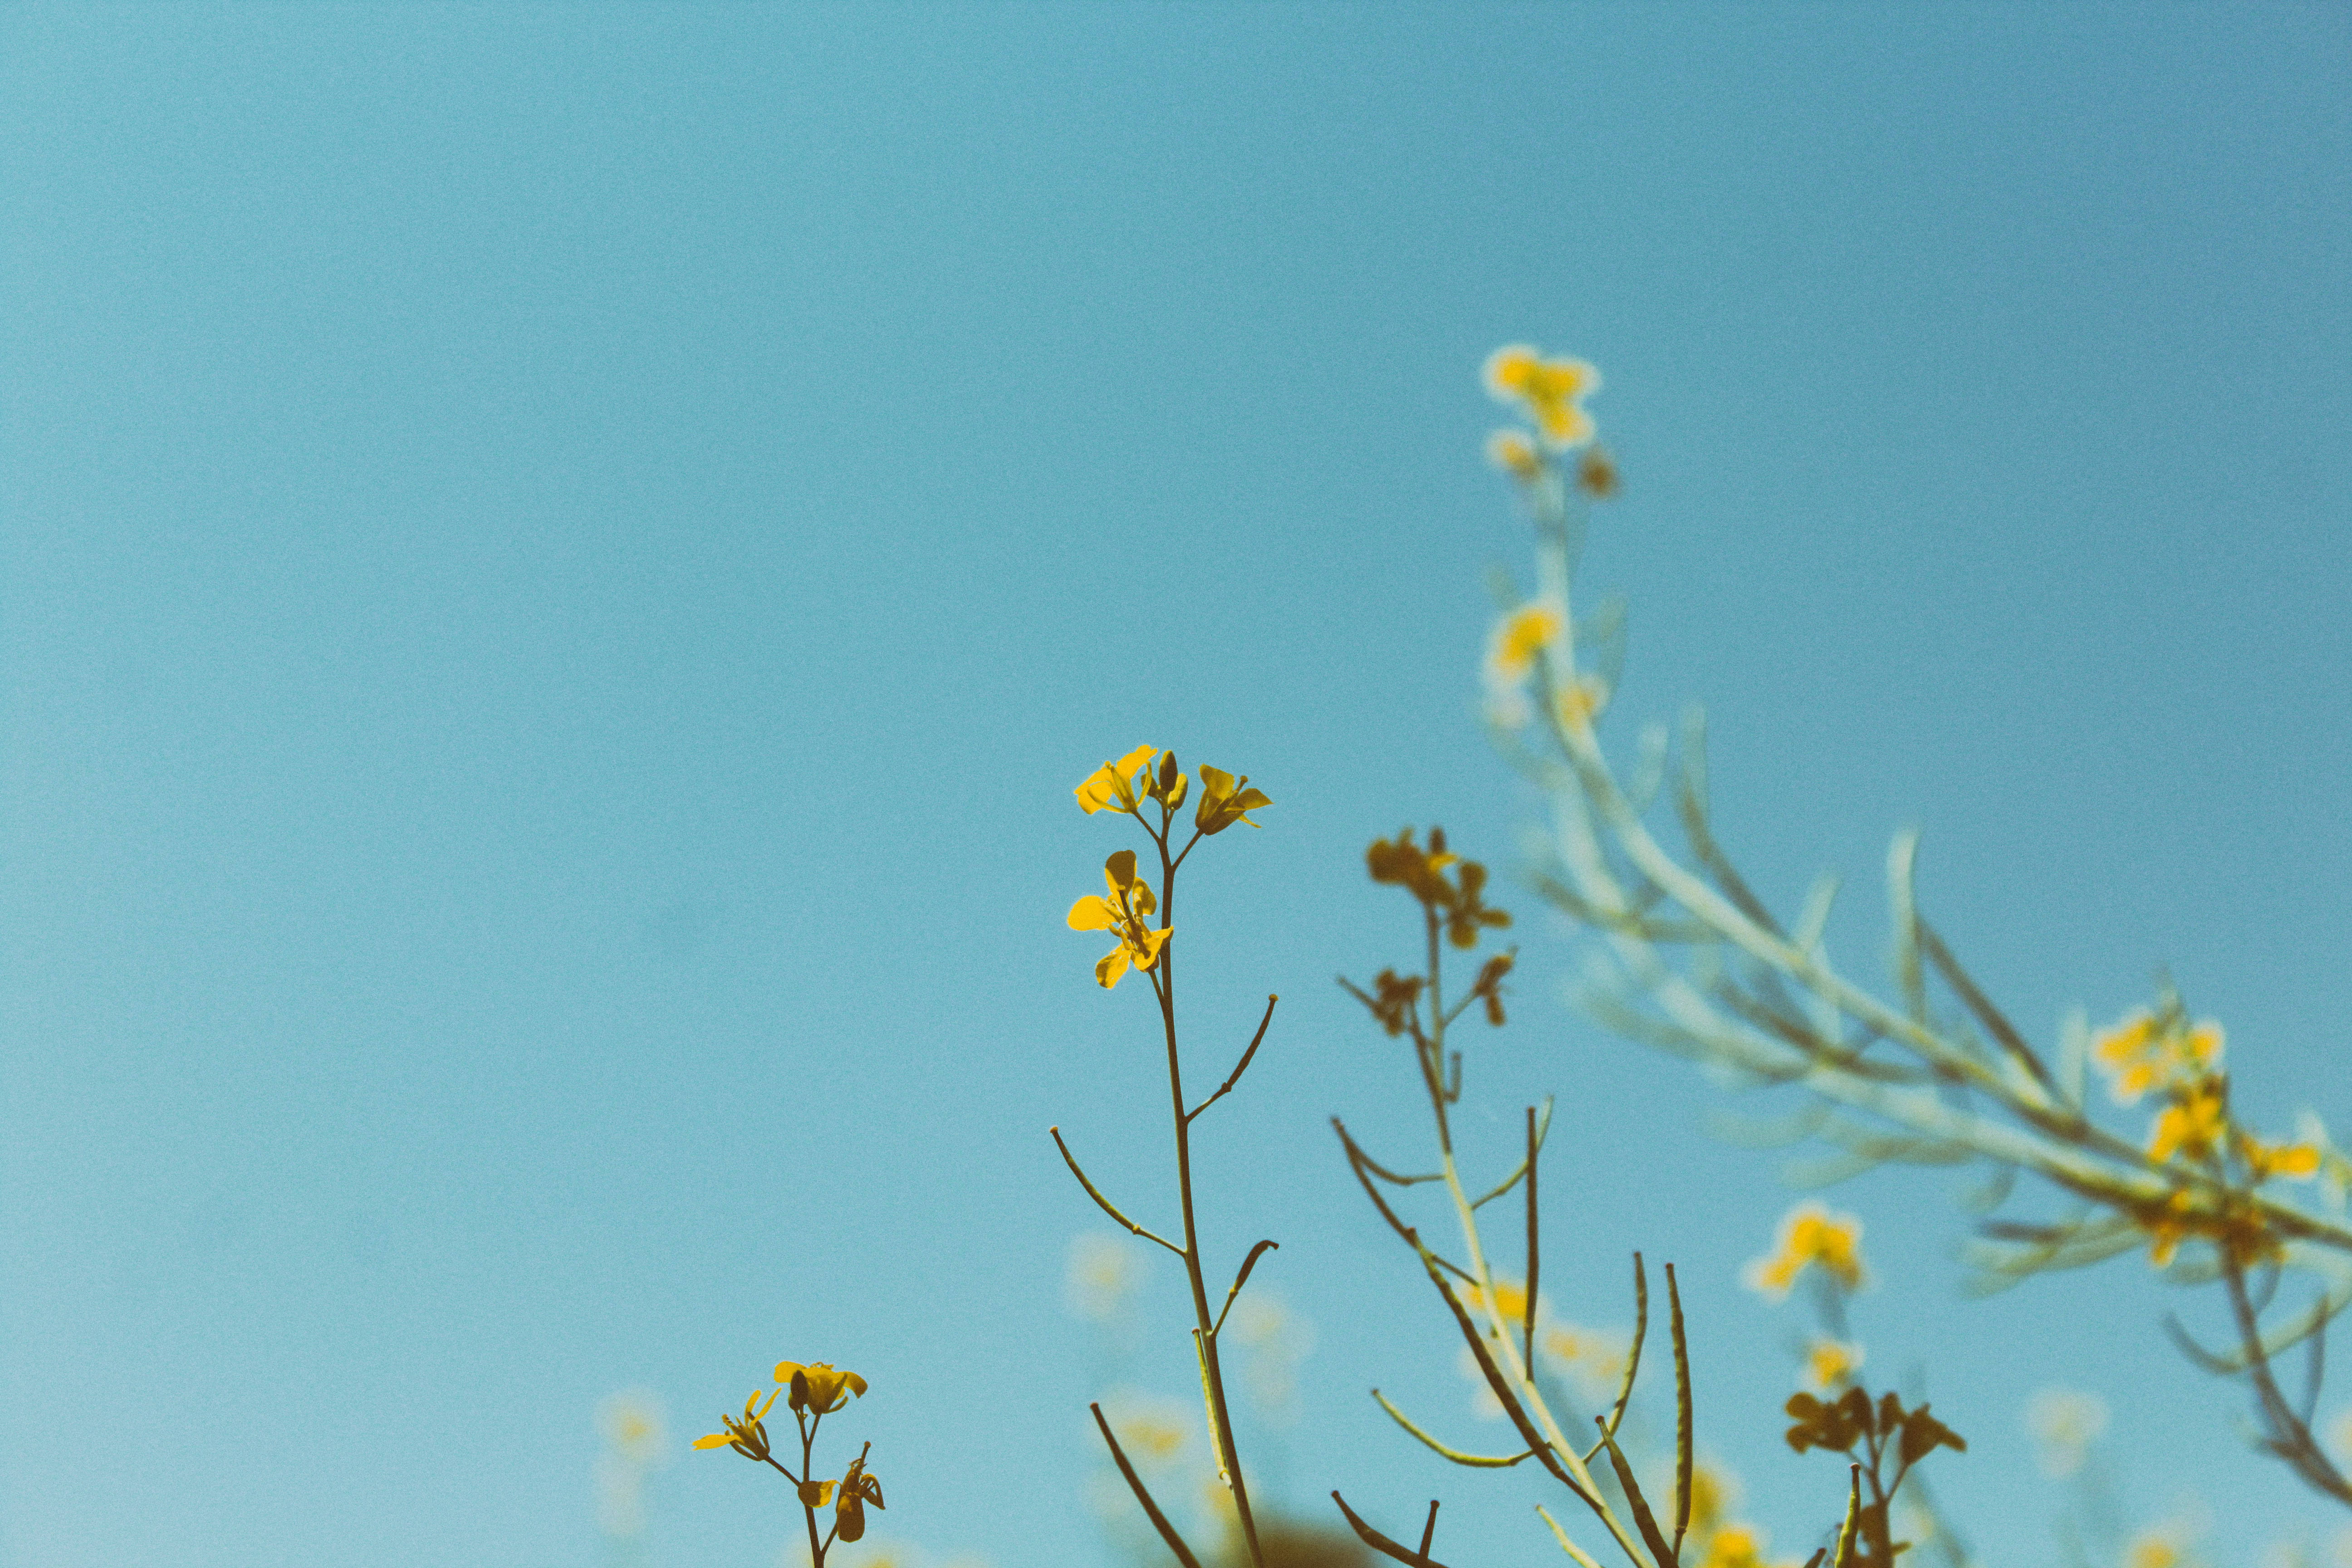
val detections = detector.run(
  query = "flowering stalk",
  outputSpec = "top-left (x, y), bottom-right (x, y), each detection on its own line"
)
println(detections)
top-left (1057, 746), bottom-right (1277, 1568)
top-left (1473, 343), bottom-right (2352, 1508)
top-left (690, 1360), bottom-right (879, 1565)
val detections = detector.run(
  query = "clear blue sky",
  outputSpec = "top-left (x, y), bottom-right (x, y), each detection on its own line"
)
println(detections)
top-left (5, 4), bottom-right (2348, 1565)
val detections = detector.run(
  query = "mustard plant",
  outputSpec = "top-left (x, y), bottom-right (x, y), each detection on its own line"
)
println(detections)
top-left (1471, 342), bottom-right (2352, 1509)
top-left (691, 1359), bottom-right (882, 1565)
top-left (1054, 745), bottom-right (1280, 1568)
top-left (1330, 825), bottom-right (1886, 1568)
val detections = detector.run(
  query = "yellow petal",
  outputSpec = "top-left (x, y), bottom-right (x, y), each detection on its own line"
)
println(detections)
top-left (1067, 895), bottom-right (1118, 931)
top-left (1096, 946), bottom-right (1132, 988)
top-left (692, 1432), bottom-right (736, 1450)
top-left (843, 1370), bottom-right (868, 1398)
top-left (1102, 848), bottom-right (1139, 890)
top-left (1482, 344), bottom-right (1539, 400)
top-left (800, 1479), bottom-right (837, 1507)
top-left (773, 1359), bottom-right (804, 1384)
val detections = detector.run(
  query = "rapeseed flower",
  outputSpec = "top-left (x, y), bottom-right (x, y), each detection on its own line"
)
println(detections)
top-left (1486, 429), bottom-right (1545, 481)
top-left (2094, 1007), bottom-right (2224, 1105)
top-left (1075, 746), bottom-right (1159, 817)
top-left (778, 1360), bottom-right (868, 1415)
top-left (2149, 1081), bottom-right (2228, 1164)
top-left (693, 1387), bottom-right (780, 1459)
top-left (1067, 849), bottom-right (1172, 989)
top-left (1742, 1201), bottom-right (1867, 1299)
top-left (1485, 603), bottom-right (1563, 689)
top-left (2026, 1387), bottom-right (2108, 1478)
top-left (1483, 345), bottom-right (1602, 449)
top-left (1801, 1338), bottom-right (1865, 1392)
top-left (1193, 765), bottom-right (1271, 835)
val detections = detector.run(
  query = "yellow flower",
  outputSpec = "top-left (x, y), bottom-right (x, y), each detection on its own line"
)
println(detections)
top-left (692, 1387), bottom-right (780, 1458)
top-left (1075, 745), bottom-right (1159, 816)
top-left (1067, 848), bottom-right (1172, 989)
top-left (1741, 1201), bottom-right (1867, 1300)
top-left (1193, 765), bottom-right (1272, 835)
top-left (1697, 1522), bottom-right (1774, 1568)
top-left (833, 1450), bottom-right (885, 1542)
top-left (1681, 1457), bottom-right (1741, 1537)
top-left (2093, 1007), bottom-right (2224, 1105)
top-left (1453, 1276), bottom-right (1532, 1327)
top-left (1485, 428), bottom-right (1545, 481)
top-left (2126, 1531), bottom-right (2182, 1568)
top-left (1483, 344), bottom-right (1602, 448)
top-left (1485, 603), bottom-right (1563, 688)
top-left (2245, 1134), bottom-right (2323, 1182)
top-left (1554, 673), bottom-right (1610, 731)
top-left (776, 1360), bottom-right (868, 1415)
top-left (2148, 1081), bottom-right (2227, 1163)
top-left (2026, 1387), bottom-right (2108, 1478)
top-left (1801, 1338), bottom-right (1865, 1392)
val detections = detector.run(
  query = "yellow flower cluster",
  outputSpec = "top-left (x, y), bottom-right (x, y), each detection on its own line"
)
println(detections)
top-left (2093, 1008), bottom-right (2224, 1106)
top-left (1480, 344), bottom-right (1618, 501)
top-left (1484, 344), bottom-right (1602, 449)
top-left (2092, 1000), bottom-right (2320, 1266)
top-left (1741, 1202), bottom-right (1867, 1300)
top-left (1800, 1337), bottom-right (1865, 1392)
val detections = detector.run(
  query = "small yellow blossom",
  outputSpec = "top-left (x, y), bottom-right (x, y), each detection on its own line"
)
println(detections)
top-left (1453, 1276), bottom-right (1532, 1327)
top-left (2094, 1007), bottom-right (2224, 1105)
top-left (1485, 603), bottom-right (1563, 690)
top-left (1554, 673), bottom-right (1610, 732)
top-left (2127, 1532), bottom-right (2183, 1568)
top-left (1485, 428), bottom-right (1545, 481)
top-left (2247, 1135), bottom-right (2324, 1182)
top-left (1742, 1201), bottom-right (1867, 1300)
top-left (1801, 1338), bottom-right (1865, 1392)
top-left (2149, 1081), bottom-right (2227, 1163)
top-left (1193, 764), bottom-right (1272, 835)
top-left (2026, 1387), bottom-right (2108, 1478)
top-left (1696, 1522), bottom-right (1782, 1568)
top-left (693, 1387), bottom-right (779, 1457)
top-left (1101, 1391), bottom-right (1193, 1467)
top-left (776, 1360), bottom-right (868, 1415)
top-left (834, 1450), bottom-right (885, 1542)
top-left (1681, 1457), bottom-right (1740, 1537)
top-left (1075, 745), bottom-right (1159, 816)
top-left (1483, 344), bottom-right (1602, 449)
top-left (1066, 1232), bottom-right (1147, 1322)
top-left (1067, 849), bottom-right (1172, 989)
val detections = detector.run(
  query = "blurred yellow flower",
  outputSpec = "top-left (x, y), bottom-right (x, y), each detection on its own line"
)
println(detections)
top-left (1681, 1457), bottom-right (1741, 1537)
top-left (1801, 1338), bottom-right (1865, 1392)
top-left (1075, 745), bottom-right (1159, 816)
top-left (1485, 429), bottom-right (1545, 481)
top-left (1486, 603), bottom-right (1563, 689)
top-left (2246, 1132), bottom-right (2323, 1182)
top-left (1066, 1232), bottom-right (1147, 1322)
top-left (777, 1360), bottom-right (868, 1415)
top-left (2094, 1007), bottom-right (2223, 1105)
top-left (1554, 673), bottom-right (1610, 732)
top-left (2149, 1081), bottom-right (2227, 1163)
top-left (1742, 1201), bottom-right (1867, 1299)
top-left (1483, 344), bottom-right (1602, 448)
top-left (1067, 848), bottom-right (1172, 989)
top-left (2026, 1386), bottom-right (2109, 1478)
top-left (692, 1386), bottom-right (779, 1457)
top-left (1696, 1522), bottom-right (1791, 1568)
top-left (2127, 1532), bottom-right (2183, 1568)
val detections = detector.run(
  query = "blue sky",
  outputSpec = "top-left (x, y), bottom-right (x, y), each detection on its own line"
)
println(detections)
top-left (4, 4), bottom-right (2349, 1565)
